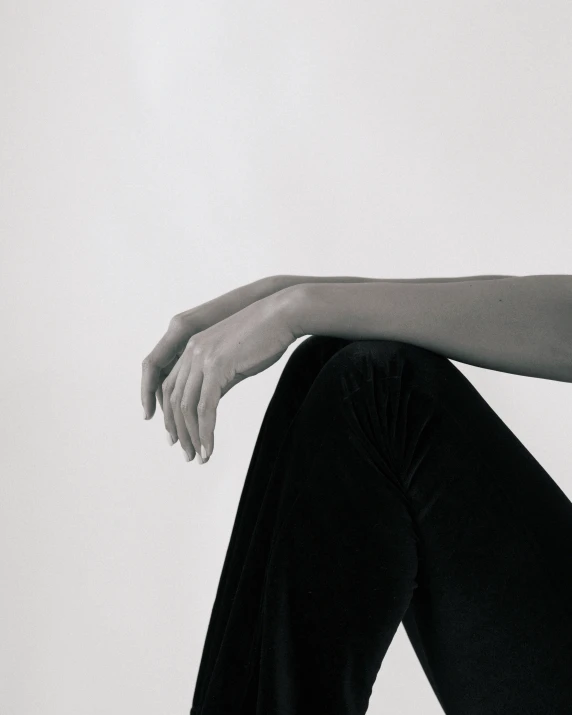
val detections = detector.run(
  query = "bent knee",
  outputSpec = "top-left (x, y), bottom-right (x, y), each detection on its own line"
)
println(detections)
top-left (280, 335), bottom-right (351, 379)
top-left (281, 336), bottom-right (459, 396)
top-left (321, 338), bottom-right (458, 392)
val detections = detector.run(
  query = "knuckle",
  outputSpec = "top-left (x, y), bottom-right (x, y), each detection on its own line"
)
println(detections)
top-left (141, 356), bottom-right (153, 371)
top-left (162, 379), bottom-right (172, 395)
top-left (183, 341), bottom-right (196, 358)
top-left (180, 401), bottom-right (190, 414)
top-left (168, 314), bottom-right (184, 331)
top-left (202, 352), bottom-right (217, 368)
top-left (197, 401), bottom-right (209, 415)
top-left (169, 392), bottom-right (180, 407)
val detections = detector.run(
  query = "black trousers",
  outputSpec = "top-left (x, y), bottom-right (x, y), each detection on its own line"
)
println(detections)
top-left (189, 337), bottom-right (572, 714)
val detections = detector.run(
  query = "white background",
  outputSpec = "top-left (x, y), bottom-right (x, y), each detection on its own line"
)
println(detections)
top-left (1, 1), bottom-right (572, 713)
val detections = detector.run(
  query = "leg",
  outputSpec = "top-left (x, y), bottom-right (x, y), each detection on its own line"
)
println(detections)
top-left (191, 337), bottom-right (572, 714)
top-left (190, 335), bottom-right (353, 713)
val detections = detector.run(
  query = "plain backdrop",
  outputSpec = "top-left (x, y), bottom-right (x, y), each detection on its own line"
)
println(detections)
top-left (1, 1), bottom-right (572, 713)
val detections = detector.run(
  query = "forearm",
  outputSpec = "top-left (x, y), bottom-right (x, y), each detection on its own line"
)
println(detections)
top-left (281, 275), bottom-right (572, 383)
top-left (272, 273), bottom-right (514, 291)
top-left (188, 274), bottom-right (512, 328)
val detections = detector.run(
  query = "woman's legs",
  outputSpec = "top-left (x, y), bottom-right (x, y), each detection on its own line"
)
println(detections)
top-left (190, 336), bottom-right (572, 715)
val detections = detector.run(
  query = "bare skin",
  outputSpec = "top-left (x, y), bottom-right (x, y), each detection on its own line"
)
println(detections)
top-left (140, 273), bottom-right (516, 464)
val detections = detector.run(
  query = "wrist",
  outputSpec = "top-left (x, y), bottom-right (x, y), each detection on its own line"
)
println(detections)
top-left (273, 283), bottom-right (311, 340)
top-left (266, 274), bottom-right (291, 292)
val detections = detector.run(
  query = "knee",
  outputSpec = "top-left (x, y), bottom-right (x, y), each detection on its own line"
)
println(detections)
top-left (282, 336), bottom-right (459, 399)
top-left (321, 338), bottom-right (459, 396)
top-left (280, 334), bottom-right (351, 382)
top-left (287, 336), bottom-right (427, 372)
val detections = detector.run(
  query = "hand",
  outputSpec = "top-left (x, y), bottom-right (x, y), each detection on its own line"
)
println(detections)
top-left (141, 289), bottom-right (297, 463)
top-left (140, 274), bottom-right (280, 448)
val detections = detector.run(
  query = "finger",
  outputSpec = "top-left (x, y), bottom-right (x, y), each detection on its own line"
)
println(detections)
top-left (155, 368), bottom-right (168, 415)
top-left (156, 384), bottom-right (178, 445)
top-left (141, 319), bottom-right (187, 419)
top-left (156, 356), bottom-right (183, 428)
top-left (156, 386), bottom-right (175, 444)
top-left (172, 403), bottom-right (195, 461)
top-left (141, 358), bottom-right (160, 420)
top-left (162, 362), bottom-right (183, 443)
top-left (196, 371), bottom-right (222, 462)
top-left (179, 364), bottom-right (204, 459)
top-left (169, 354), bottom-right (198, 460)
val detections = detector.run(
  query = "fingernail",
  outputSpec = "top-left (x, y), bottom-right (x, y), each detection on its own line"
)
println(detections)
top-left (166, 431), bottom-right (176, 446)
top-left (143, 407), bottom-right (147, 420)
top-left (201, 444), bottom-right (207, 460)
top-left (183, 449), bottom-right (191, 462)
top-left (196, 453), bottom-right (204, 465)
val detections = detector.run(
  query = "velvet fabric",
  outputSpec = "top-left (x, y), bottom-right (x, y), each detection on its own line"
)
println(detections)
top-left (189, 336), bottom-right (572, 714)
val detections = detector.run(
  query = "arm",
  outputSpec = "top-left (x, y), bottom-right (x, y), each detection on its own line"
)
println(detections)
top-left (278, 275), bottom-right (572, 383)
top-left (183, 273), bottom-right (513, 331)
top-left (271, 273), bottom-right (514, 290)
